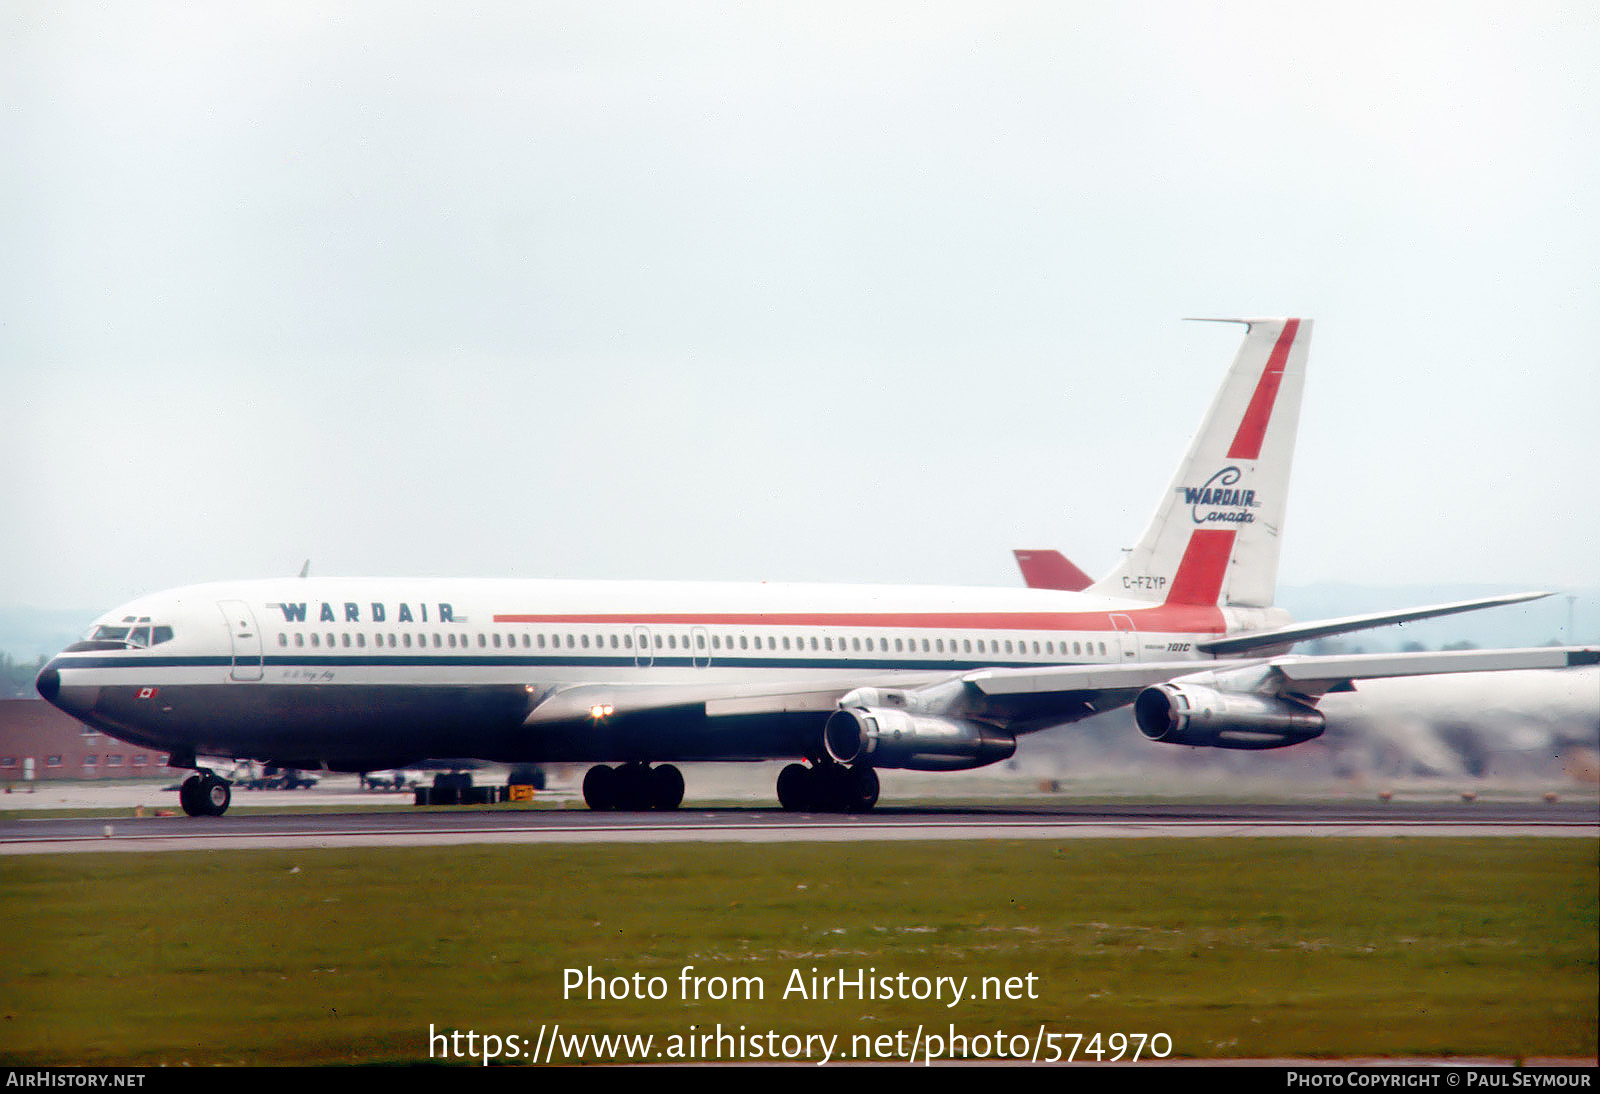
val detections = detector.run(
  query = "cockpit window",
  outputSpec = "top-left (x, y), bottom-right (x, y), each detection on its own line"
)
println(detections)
top-left (85, 623), bottom-right (175, 647)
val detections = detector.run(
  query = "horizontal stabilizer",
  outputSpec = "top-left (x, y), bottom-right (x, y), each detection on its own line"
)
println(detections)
top-left (1012, 549), bottom-right (1094, 592)
top-left (1196, 592), bottom-right (1552, 655)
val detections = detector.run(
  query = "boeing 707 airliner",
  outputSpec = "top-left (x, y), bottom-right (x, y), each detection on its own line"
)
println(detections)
top-left (35, 319), bottom-right (1596, 816)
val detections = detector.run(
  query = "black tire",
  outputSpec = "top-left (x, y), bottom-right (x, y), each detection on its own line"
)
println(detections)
top-left (614, 763), bottom-right (652, 811)
top-left (818, 764), bottom-right (853, 813)
top-left (178, 774), bottom-right (205, 817)
top-left (846, 765), bottom-right (879, 813)
top-left (582, 765), bottom-right (617, 811)
top-left (777, 763), bottom-right (813, 811)
top-left (650, 764), bottom-right (685, 811)
top-left (202, 776), bottom-right (232, 817)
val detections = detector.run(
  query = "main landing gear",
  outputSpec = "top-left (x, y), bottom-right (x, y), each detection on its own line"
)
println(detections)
top-left (581, 763), bottom-right (685, 811)
top-left (178, 771), bottom-right (232, 817)
top-left (777, 761), bottom-right (879, 813)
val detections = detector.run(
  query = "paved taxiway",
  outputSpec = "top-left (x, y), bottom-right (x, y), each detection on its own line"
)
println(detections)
top-left (3, 800), bottom-right (1594, 854)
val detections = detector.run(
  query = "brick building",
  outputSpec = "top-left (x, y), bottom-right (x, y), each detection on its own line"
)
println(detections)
top-left (0, 698), bottom-right (169, 782)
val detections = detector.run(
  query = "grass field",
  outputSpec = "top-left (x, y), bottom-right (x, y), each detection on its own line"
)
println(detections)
top-left (2, 838), bottom-right (1594, 1064)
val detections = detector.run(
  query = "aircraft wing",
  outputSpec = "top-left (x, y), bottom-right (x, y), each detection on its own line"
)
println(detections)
top-left (521, 677), bottom-right (937, 726)
top-left (1259, 645), bottom-right (1600, 697)
top-left (964, 646), bottom-right (1597, 709)
top-left (526, 646), bottom-right (1598, 738)
top-left (1195, 591), bottom-right (1551, 655)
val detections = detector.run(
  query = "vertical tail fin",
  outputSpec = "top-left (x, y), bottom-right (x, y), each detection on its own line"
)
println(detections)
top-left (1088, 318), bottom-right (1311, 609)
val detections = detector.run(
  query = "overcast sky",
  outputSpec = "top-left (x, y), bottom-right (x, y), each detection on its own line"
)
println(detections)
top-left (3, 1), bottom-right (1596, 612)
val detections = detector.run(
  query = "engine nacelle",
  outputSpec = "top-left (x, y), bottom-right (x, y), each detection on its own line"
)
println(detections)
top-left (824, 707), bottom-right (1016, 771)
top-left (1134, 683), bottom-right (1325, 750)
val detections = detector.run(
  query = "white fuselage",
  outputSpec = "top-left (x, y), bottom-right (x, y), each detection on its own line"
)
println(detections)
top-left (39, 576), bottom-right (1284, 770)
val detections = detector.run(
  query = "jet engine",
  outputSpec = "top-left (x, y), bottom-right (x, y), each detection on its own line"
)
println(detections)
top-left (1134, 683), bottom-right (1325, 750)
top-left (824, 707), bottom-right (1016, 771)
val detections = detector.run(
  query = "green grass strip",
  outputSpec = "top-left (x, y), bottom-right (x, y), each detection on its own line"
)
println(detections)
top-left (2, 839), bottom-right (1593, 1064)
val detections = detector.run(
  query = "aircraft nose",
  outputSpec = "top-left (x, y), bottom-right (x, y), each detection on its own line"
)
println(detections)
top-left (35, 665), bottom-right (60, 702)
top-left (35, 661), bottom-right (99, 720)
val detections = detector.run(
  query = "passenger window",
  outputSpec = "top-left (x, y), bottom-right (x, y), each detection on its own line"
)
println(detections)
top-left (345, 634), bottom-right (353, 648)
top-left (311, 634), bottom-right (321, 648)
top-left (278, 634), bottom-right (288, 648)
top-left (356, 633), bottom-right (366, 648)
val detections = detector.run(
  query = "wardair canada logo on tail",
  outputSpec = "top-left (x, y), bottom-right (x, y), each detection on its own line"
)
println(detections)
top-left (1183, 466), bottom-right (1259, 525)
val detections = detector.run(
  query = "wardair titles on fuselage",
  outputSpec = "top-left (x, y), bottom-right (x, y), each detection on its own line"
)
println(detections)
top-left (273, 602), bottom-right (457, 625)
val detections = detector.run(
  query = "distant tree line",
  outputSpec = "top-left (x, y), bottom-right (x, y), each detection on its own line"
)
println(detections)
top-left (0, 653), bottom-right (47, 699)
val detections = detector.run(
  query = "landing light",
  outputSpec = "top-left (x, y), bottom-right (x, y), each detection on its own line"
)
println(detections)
top-left (589, 704), bottom-right (615, 720)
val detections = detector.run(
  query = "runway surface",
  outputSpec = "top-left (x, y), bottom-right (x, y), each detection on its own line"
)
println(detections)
top-left (3, 799), bottom-right (1594, 854)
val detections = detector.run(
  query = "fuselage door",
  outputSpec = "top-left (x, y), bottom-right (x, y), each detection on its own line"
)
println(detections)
top-left (1111, 614), bottom-right (1139, 662)
top-left (633, 626), bottom-right (653, 668)
top-left (219, 600), bottom-right (264, 681)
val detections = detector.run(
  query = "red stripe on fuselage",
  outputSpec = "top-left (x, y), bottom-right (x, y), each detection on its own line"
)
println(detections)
top-left (1227, 318), bottom-right (1299, 460)
top-left (493, 606), bottom-right (1226, 635)
top-left (1165, 529), bottom-right (1236, 606)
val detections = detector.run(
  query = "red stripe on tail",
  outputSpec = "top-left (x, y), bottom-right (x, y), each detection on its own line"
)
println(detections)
top-left (1227, 318), bottom-right (1299, 460)
top-left (1165, 529), bottom-right (1236, 605)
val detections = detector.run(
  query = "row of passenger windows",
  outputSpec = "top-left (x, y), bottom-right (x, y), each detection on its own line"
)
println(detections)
top-left (275, 629), bottom-right (1111, 658)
